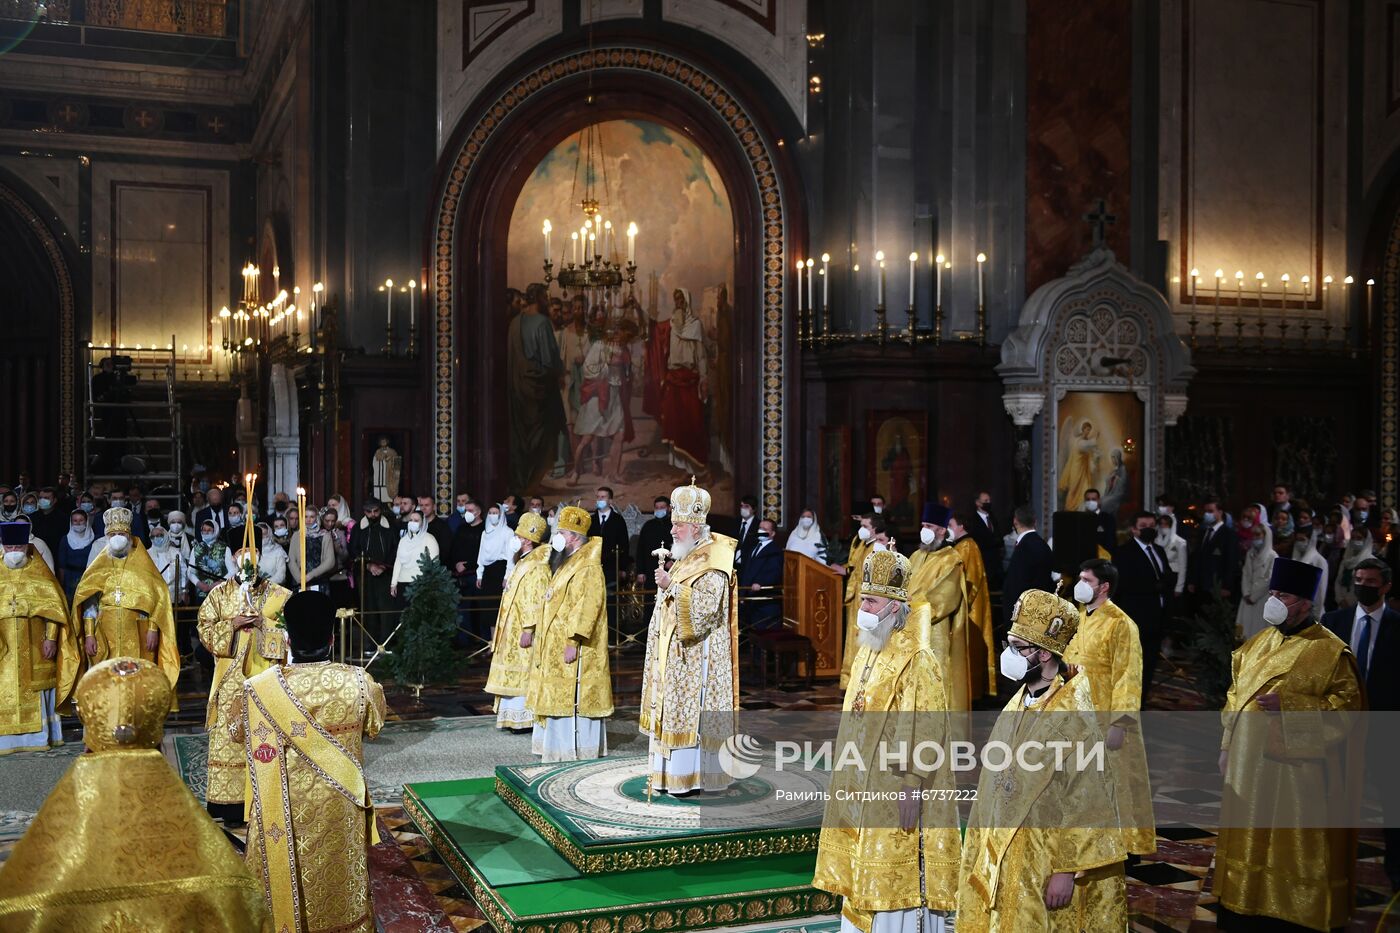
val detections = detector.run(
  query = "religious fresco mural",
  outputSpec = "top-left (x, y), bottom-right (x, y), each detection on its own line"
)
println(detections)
top-left (866, 411), bottom-right (927, 537)
top-left (505, 119), bottom-right (735, 510)
top-left (1055, 391), bottom-right (1143, 517)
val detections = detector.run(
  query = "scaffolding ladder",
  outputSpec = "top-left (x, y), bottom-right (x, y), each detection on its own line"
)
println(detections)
top-left (83, 340), bottom-right (184, 511)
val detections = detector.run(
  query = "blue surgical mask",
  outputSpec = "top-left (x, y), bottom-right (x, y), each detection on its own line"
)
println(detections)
top-left (654, 508), bottom-right (668, 519)
top-left (20, 504), bottom-right (36, 515)
top-left (152, 536), bottom-right (168, 549)
top-left (457, 505), bottom-right (468, 514)
top-left (229, 515), bottom-right (244, 527)
top-left (596, 499), bottom-right (608, 511)
top-left (37, 498), bottom-right (51, 510)
top-left (79, 502), bottom-right (93, 513)
top-left (201, 531), bottom-right (217, 544)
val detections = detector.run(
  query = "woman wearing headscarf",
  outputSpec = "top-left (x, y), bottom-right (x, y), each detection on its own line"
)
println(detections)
top-left (1155, 512), bottom-right (1189, 596)
top-left (1270, 508), bottom-right (1295, 560)
top-left (1236, 521), bottom-right (1274, 640)
top-left (784, 508), bottom-right (827, 562)
top-left (473, 503), bottom-right (515, 635)
top-left (187, 519), bottom-right (235, 605)
top-left (255, 521), bottom-right (289, 587)
top-left (1335, 527), bottom-right (1375, 609)
top-left (289, 508), bottom-right (341, 595)
top-left (390, 509), bottom-right (440, 598)
top-left (58, 508), bottom-right (96, 602)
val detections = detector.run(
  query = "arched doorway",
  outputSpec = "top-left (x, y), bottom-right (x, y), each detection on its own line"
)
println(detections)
top-left (0, 180), bottom-right (77, 482)
top-left (430, 46), bottom-right (800, 518)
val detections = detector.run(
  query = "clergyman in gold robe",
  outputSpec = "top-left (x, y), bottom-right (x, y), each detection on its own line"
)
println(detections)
top-left (948, 511), bottom-right (996, 698)
top-left (958, 590), bottom-right (1127, 932)
top-left (833, 512), bottom-right (884, 687)
top-left (524, 505), bottom-right (612, 761)
top-left (70, 507), bottom-right (180, 702)
top-left (0, 522), bottom-right (75, 754)
top-left (485, 511), bottom-right (550, 730)
top-left (236, 589), bottom-right (386, 933)
top-left (907, 503), bottom-right (971, 713)
top-left (639, 479), bottom-right (739, 794)
top-left (813, 549), bottom-right (961, 933)
top-left (1062, 557), bottom-right (1156, 856)
top-left (0, 657), bottom-right (268, 931)
top-left (197, 547), bottom-right (290, 824)
top-left (1214, 556), bottom-right (1363, 932)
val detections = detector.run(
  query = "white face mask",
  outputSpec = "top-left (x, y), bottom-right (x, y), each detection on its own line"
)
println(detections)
top-left (1073, 579), bottom-right (1096, 604)
top-left (1084, 500), bottom-right (1099, 513)
top-left (509, 536), bottom-right (523, 554)
top-left (169, 522), bottom-right (184, 535)
top-left (740, 506), bottom-right (753, 520)
top-left (486, 513), bottom-right (501, 527)
top-left (3, 550), bottom-right (26, 569)
top-left (1262, 595), bottom-right (1289, 627)
top-left (550, 532), bottom-right (567, 553)
top-left (1157, 506), bottom-right (1170, 516)
top-left (871, 541), bottom-right (889, 552)
top-left (407, 520), bottom-right (422, 534)
top-left (1000, 645), bottom-right (1031, 681)
top-left (855, 608), bottom-right (883, 632)
top-left (872, 505), bottom-right (883, 514)
top-left (107, 534), bottom-right (130, 554)
top-left (857, 526), bottom-right (872, 541)
top-left (391, 505), bottom-right (401, 516)
top-left (465, 512), bottom-right (479, 524)
top-left (152, 537), bottom-right (168, 549)
top-left (920, 527), bottom-right (937, 546)
top-left (799, 516), bottom-right (813, 530)
top-left (274, 527), bottom-right (288, 538)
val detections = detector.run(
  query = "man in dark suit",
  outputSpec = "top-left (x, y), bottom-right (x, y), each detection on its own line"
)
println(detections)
top-left (1001, 506), bottom-right (1053, 632)
top-left (968, 490), bottom-right (1003, 587)
top-left (193, 484), bottom-right (228, 533)
top-left (734, 494), bottom-right (761, 567)
top-left (633, 496), bottom-right (674, 587)
top-left (1083, 488), bottom-right (1117, 551)
top-left (589, 486), bottom-right (631, 585)
top-left (738, 518), bottom-right (783, 630)
top-left (1112, 510), bottom-right (1176, 700)
top-left (1321, 556), bottom-right (1400, 888)
top-left (1187, 496), bottom-right (1236, 608)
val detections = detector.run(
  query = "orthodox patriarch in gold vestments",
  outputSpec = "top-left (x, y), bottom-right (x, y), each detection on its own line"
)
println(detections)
top-left (1215, 557), bottom-right (1363, 931)
top-left (639, 480), bottom-right (739, 794)
top-left (525, 505), bottom-right (612, 761)
top-left (950, 517), bottom-right (996, 698)
top-left (958, 590), bottom-right (1127, 933)
top-left (0, 522), bottom-right (74, 754)
top-left (236, 590), bottom-right (386, 933)
top-left (485, 512), bottom-right (550, 729)
top-left (70, 507), bottom-right (179, 703)
top-left (0, 657), bottom-right (268, 931)
top-left (838, 516), bottom-right (877, 687)
top-left (197, 547), bottom-right (290, 821)
top-left (907, 503), bottom-right (971, 713)
top-left (1062, 566), bottom-right (1156, 856)
top-left (813, 549), bottom-right (961, 933)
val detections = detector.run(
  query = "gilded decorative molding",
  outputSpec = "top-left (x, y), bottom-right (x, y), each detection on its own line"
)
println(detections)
top-left (431, 46), bottom-right (788, 517)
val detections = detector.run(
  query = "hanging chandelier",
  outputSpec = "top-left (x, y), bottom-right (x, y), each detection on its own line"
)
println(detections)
top-left (542, 122), bottom-right (638, 294)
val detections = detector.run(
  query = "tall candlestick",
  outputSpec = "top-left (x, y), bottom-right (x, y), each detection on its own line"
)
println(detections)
top-left (408, 280), bottom-right (416, 336)
top-left (875, 251), bottom-right (886, 306)
top-left (935, 253), bottom-right (944, 307)
top-left (542, 219), bottom-right (552, 264)
top-left (976, 252), bottom-right (987, 306)
top-left (296, 486), bottom-right (307, 590)
top-left (627, 222), bottom-right (637, 264)
top-left (571, 232), bottom-right (579, 265)
top-left (1366, 278), bottom-right (1376, 343)
top-left (1189, 266), bottom-right (1199, 320)
top-left (821, 252), bottom-right (830, 307)
top-left (805, 258), bottom-right (815, 310)
top-left (795, 259), bottom-right (805, 314)
top-left (385, 279), bottom-right (394, 327)
top-left (908, 252), bottom-right (917, 307)
top-left (1213, 268), bottom-right (1223, 334)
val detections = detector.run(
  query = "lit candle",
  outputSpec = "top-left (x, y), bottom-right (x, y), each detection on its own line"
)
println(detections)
top-left (1323, 274), bottom-right (1333, 335)
top-left (908, 252), bottom-right (918, 306)
top-left (821, 252), bottom-right (830, 306)
top-left (795, 259), bottom-right (805, 313)
top-left (875, 250), bottom-right (886, 306)
top-left (542, 219), bottom-right (552, 264)
top-left (1213, 268), bottom-right (1223, 323)
top-left (627, 222), bottom-right (637, 264)
top-left (296, 486), bottom-right (307, 590)
top-left (588, 233), bottom-right (596, 263)
top-left (385, 279), bottom-right (394, 327)
top-left (935, 253), bottom-right (944, 308)
top-left (408, 279), bottom-right (416, 331)
top-left (1189, 267), bottom-right (1199, 317)
top-left (603, 220), bottom-right (613, 259)
top-left (1367, 278), bottom-right (1376, 337)
top-left (976, 252), bottom-right (987, 306)
top-left (805, 258), bottom-right (815, 309)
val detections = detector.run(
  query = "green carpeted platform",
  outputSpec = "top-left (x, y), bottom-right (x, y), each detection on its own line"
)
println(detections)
top-left (404, 772), bottom-right (836, 933)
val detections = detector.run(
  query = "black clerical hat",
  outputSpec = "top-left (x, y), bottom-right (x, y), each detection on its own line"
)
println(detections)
top-left (921, 503), bottom-right (952, 527)
top-left (1269, 556), bottom-right (1322, 601)
top-left (1051, 511), bottom-right (1098, 575)
top-left (282, 590), bottom-right (336, 655)
top-left (0, 522), bottom-right (30, 546)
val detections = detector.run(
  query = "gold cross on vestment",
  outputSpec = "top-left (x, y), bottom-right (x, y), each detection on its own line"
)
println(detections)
top-left (112, 587), bottom-right (124, 605)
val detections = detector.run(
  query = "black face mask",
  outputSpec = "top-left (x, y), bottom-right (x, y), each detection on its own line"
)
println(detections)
top-left (1138, 527), bottom-right (1158, 545)
top-left (1354, 584), bottom-right (1383, 608)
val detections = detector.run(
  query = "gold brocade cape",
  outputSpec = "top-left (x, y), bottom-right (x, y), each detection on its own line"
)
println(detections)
top-left (951, 535), bottom-right (996, 698)
top-left (241, 663), bottom-right (386, 933)
top-left (839, 537), bottom-right (875, 687)
top-left (0, 559), bottom-right (75, 743)
top-left (69, 540), bottom-right (180, 706)
top-left (1215, 622), bottom-right (1363, 931)
top-left (524, 538), bottom-right (613, 720)
top-left (1061, 599), bottom-right (1156, 855)
top-left (957, 673), bottom-right (1127, 933)
top-left (812, 603), bottom-right (962, 925)
top-left (907, 545), bottom-right (970, 712)
top-left (638, 533), bottom-right (739, 754)
top-left (485, 545), bottom-right (551, 699)
top-left (0, 749), bottom-right (269, 932)
top-left (197, 580), bottom-right (290, 806)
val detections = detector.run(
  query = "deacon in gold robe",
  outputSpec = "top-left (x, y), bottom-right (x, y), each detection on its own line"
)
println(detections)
top-left (949, 511), bottom-right (996, 698)
top-left (70, 507), bottom-right (179, 702)
top-left (907, 503), bottom-right (971, 712)
top-left (813, 550), bottom-right (961, 933)
top-left (639, 479), bottom-right (739, 794)
top-left (197, 547), bottom-right (290, 824)
top-left (1214, 556), bottom-right (1363, 932)
top-left (235, 590), bottom-right (385, 933)
top-left (833, 512), bottom-right (884, 687)
top-left (1062, 558), bottom-right (1156, 856)
top-left (485, 511), bottom-right (550, 729)
top-left (524, 505), bottom-right (612, 761)
top-left (0, 657), bottom-right (268, 931)
top-left (0, 522), bottom-right (75, 754)
top-left (959, 590), bottom-right (1127, 932)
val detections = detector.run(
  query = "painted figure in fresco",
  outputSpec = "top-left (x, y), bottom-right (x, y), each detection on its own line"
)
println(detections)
top-left (507, 285), bottom-right (566, 492)
top-left (1057, 418), bottom-right (1100, 511)
top-left (660, 288), bottom-right (709, 473)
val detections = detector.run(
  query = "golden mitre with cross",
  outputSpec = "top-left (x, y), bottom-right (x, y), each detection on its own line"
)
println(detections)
top-left (556, 505), bottom-right (591, 535)
top-left (670, 477), bottom-right (711, 524)
top-left (73, 657), bottom-right (173, 752)
top-left (859, 549), bottom-right (911, 602)
top-left (102, 506), bottom-right (133, 535)
top-left (1009, 589), bottom-right (1080, 656)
